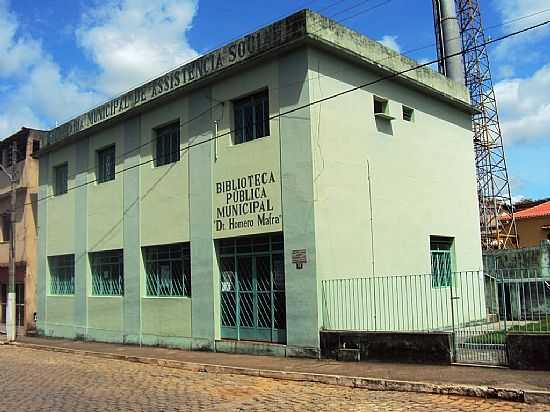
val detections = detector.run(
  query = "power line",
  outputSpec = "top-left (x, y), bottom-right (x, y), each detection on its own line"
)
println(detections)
top-left (49, 2), bottom-right (389, 129)
top-left (42, 1), bottom-right (395, 178)
top-left (22, 18), bottom-right (549, 211)
top-left (398, 7), bottom-right (550, 62)
top-left (21, 7), bottom-right (550, 191)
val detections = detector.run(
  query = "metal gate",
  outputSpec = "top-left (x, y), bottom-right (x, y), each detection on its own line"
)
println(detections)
top-left (451, 269), bottom-right (550, 366)
top-left (219, 234), bottom-right (286, 344)
top-left (321, 269), bottom-right (550, 367)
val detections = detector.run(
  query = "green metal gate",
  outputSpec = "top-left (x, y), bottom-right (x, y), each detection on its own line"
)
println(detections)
top-left (219, 234), bottom-right (286, 344)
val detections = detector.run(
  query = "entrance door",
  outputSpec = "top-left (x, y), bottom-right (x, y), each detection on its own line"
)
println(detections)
top-left (0, 283), bottom-right (24, 332)
top-left (1, 284), bottom-right (6, 331)
top-left (220, 234), bottom-right (286, 344)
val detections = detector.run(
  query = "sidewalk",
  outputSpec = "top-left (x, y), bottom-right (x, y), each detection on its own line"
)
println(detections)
top-left (7, 336), bottom-right (550, 404)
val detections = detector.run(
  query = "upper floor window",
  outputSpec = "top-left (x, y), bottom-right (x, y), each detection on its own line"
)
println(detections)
top-left (1, 213), bottom-right (10, 242)
top-left (49, 254), bottom-right (75, 295)
top-left (155, 123), bottom-right (180, 166)
top-left (54, 163), bottom-right (68, 196)
top-left (97, 145), bottom-right (115, 183)
top-left (32, 140), bottom-right (40, 155)
top-left (2, 139), bottom-right (27, 167)
top-left (430, 236), bottom-right (454, 288)
top-left (233, 90), bottom-right (270, 145)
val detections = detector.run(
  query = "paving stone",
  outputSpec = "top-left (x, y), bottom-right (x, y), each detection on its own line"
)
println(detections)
top-left (1, 346), bottom-right (549, 411)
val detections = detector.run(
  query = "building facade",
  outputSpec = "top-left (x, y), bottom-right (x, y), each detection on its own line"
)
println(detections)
top-left (36, 11), bottom-right (482, 355)
top-left (0, 128), bottom-right (42, 335)
top-left (512, 200), bottom-right (550, 248)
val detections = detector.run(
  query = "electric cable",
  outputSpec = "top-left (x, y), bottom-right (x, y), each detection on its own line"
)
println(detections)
top-left (19, 18), bottom-right (548, 211)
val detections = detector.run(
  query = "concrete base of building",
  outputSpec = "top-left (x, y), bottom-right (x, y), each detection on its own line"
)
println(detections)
top-left (508, 333), bottom-right (550, 370)
top-left (215, 340), bottom-right (288, 357)
top-left (320, 330), bottom-right (453, 364)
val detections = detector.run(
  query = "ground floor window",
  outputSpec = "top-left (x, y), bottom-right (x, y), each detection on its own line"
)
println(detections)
top-left (430, 236), bottom-right (454, 288)
top-left (219, 233), bottom-right (286, 343)
top-left (49, 254), bottom-right (75, 295)
top-left (143, 243), bottom-right (191, 297)
top-left (90, 250), bottom-right (124, 296)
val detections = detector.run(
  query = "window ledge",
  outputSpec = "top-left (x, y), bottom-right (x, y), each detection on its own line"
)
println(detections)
top-left (89, 295), bottom-right (124, 298)
top-left (154, 160), bottom-right (180, 169)
top-left (230, 134), bottom-right (271, 148)
top-left (374, 113), bottom-right (395, 121)
top-left (142, 296), bottom-right (191, 300)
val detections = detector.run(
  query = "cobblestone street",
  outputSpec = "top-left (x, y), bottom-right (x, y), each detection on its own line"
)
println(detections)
top-left (1, 346), bottom-right (549, 411)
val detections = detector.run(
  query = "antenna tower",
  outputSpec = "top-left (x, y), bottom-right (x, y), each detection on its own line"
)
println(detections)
top-left (433, 0), bottom-right (518, 250)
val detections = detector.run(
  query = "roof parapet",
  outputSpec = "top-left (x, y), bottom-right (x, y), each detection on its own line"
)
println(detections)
top-left (45, 9), bottom-right (471, 150)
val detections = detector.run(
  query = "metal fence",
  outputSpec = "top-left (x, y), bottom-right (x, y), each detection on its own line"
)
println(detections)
top-left (321, 268), bottom-right (550, 365)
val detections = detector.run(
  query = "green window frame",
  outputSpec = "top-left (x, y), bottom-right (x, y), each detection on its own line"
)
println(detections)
top-left (90, 250), bottom-right (124, 296)
top-left (49, 254), bottom-right (75, 295)
top-left (143, 243), bottom-right (191, 297)
top-left (54, 163), bottom-right (68, 195)
top-left (233, 90), bottom-right (270, 144)
top-left (430, 236), bottom-right (454, 288)
top-left (97, 145), bottom-right (115, 183)
top-left (155, 123), bottom-right (180, 166)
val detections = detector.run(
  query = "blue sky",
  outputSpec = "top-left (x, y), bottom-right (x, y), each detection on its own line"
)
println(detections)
top-left (0, 0), bottom-right (548, 199)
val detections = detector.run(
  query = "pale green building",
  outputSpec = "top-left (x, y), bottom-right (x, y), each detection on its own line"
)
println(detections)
top-left (36, 10), bottom-right (482, 356)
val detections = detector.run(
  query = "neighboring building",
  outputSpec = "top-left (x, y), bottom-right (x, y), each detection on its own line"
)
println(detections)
top-left (36, 10), bottom-right (482, 355)
top-left (0, 127), bottom-right (43, 335)
top-left (512, 200), bottom-right (550, 248)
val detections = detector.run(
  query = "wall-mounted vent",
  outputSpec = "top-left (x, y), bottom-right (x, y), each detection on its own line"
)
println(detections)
top-left (373, 96), bottom-right (394, 120)
top-left (403, 106), bottom-right (414, 122)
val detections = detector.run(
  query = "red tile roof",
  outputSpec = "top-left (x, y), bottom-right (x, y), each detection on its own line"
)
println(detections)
top-left (513, 200), bottom-right (550, 220)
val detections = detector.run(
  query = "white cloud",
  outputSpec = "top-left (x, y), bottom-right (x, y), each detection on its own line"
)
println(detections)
top-left (494, 0), bottom-right (549, 31)
top-left (0, 0), bottom-right (105, 136)
top-left (491, 0), bottom-right (550, 69)
top-left (494, 64), bottom-right (550, 144)
top-left (77, 0), bottom-right (199, 95)
top-left (378, 35), bottom-right (401, 53)
top-left (0, 0), bottom-right (200, 138)
top-left (0, 0), bottom-right (42, 77)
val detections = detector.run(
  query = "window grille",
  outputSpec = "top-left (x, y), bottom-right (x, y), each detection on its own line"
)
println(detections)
top-left (233, 90), bottom-right (270, 144)
top-left (54, 163), bottom-right (68, 195)
top-left (49, 254), bottom-right (75, 295)
top-left (90, 250), bottom-right (124, 296)
top-left (430, 236), bottom-right (454, 288)
top-left (143, 243), bottom-right (191, 297)
top-left (97, 145), bottom-right (115, 183)
top-left (155, 123), bottom-right (180, 166)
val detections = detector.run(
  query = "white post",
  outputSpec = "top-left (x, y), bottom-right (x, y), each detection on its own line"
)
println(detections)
top-left (6, 140), bottom-right (17, 341)
top-left (6, 293), bottom-right (16, 341)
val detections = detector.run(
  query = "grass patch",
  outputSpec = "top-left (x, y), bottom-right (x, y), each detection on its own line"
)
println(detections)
top-left (464, 318), bottom-right (550, 345)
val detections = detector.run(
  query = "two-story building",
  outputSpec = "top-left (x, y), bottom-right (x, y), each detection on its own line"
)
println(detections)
top-left (0, 127), bottom-right (42, 335)
top-left (36, 10), bottom-right (483, 356)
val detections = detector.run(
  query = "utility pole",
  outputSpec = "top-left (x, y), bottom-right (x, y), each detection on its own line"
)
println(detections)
top-left (0, 140), bottom-right (17, 341)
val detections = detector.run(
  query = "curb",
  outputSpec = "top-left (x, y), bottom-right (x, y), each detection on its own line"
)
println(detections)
top-left (8, 342), bottom-right (550, 405)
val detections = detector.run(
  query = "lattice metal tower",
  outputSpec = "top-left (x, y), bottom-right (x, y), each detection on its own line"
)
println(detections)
top-left (433, 0), bottom-right (518, 250)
